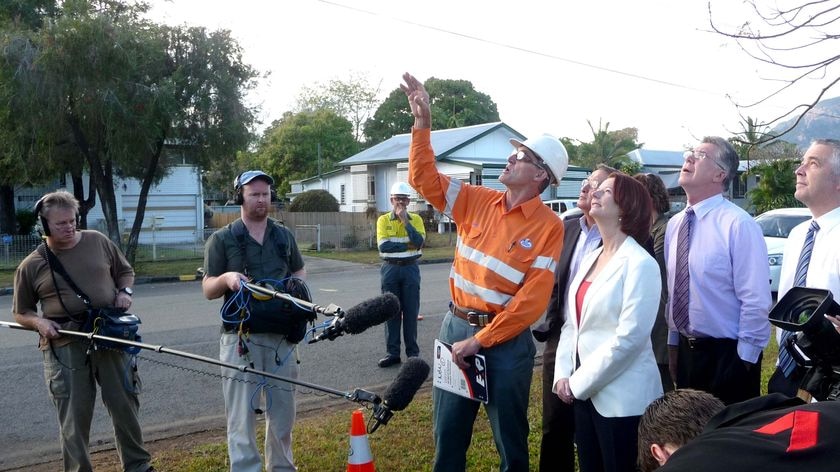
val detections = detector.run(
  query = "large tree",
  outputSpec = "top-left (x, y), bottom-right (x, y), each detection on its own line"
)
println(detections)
top-left (254, 109), bottom-right (358, 196)
top-left (364, 77), bottom-right (500, 145)
top-left (709, 0), bottom-right (840, 143)
top-left (295, 71), bottom-right (380, 143)
top-left (2, 0), bottom-right (258, 262)
top-left (0, 0), bottom-right (61, 233)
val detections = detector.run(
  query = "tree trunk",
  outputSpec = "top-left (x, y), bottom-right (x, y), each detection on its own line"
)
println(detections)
top-left (70, 172), bottom-right (97, 230)
top-left (125, 135), bottom-right (165, 264)
top-left (67, 114), bottom-right (122, 249)
top-left (0, 185), bottom-right (16, 234)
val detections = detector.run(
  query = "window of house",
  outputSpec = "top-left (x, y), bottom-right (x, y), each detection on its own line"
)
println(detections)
top-left (340, 184), bottom-right (346, 205)
top-left (368, 175), bottom-right (375, 200)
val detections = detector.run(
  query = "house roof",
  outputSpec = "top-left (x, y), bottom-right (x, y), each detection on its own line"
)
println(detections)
top-left (627, 149), bottom-right (685, 167)
top-left (338, 122), bottom-right (524, 166)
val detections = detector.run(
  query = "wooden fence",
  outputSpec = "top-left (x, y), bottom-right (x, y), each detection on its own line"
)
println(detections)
top-left (211, 211), bottom-right (376, 251)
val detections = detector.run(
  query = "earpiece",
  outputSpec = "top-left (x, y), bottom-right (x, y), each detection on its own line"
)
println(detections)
top-left (33, 196), bottom-right (50, 237)
top-left (233, 172), bottom-right (245, 205)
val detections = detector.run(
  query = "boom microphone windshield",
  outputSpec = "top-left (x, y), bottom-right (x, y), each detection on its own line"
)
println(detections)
top-left (371, 357), bottom-right (430, 432)
top-left (310, 293), bottom-right (400, 343)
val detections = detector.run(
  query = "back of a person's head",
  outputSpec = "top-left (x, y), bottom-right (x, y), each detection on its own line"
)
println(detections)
top-left (637, 389), bottom-right (725, 472)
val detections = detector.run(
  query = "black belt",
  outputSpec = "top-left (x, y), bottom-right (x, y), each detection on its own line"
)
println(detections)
top-left (384, 258), bottom-right (418, 266)
top-left (679, 334), bottom-right (736, 350)
top-left (449, 302), bottom-right (495, 327)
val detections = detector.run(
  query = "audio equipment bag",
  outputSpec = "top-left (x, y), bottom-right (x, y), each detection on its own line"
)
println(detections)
top-left (38, 243), bottom-right (142, 354)
top-left (226, 219), bottom-right (314, 342)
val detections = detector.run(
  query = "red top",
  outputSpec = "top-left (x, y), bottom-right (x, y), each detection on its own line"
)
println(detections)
top-left (576, 280), bottom-right (592, 325)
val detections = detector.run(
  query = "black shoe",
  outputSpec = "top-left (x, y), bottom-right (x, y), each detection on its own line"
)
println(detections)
top-left (378, 356), bottom-right (401, 368)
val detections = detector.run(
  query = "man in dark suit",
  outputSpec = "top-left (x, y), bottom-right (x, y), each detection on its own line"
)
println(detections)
top-left (533, 164), bottom-right (616, 471)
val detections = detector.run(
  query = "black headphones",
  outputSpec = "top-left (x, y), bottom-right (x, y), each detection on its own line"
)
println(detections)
top-left (233, 171), bottom-right (276, 205)
top-left (34, 194), bottom-right (80, 237)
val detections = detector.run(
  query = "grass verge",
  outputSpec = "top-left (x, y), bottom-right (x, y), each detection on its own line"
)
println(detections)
top-left (149, 338), bottom-right (779, 471)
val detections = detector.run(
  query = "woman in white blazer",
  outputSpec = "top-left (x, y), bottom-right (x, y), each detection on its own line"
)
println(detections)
top-left (553, 173), bottom-right (663, 472)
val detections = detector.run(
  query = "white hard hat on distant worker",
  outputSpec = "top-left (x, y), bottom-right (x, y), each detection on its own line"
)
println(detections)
top-left (390, 182), bottom-right (414, 196)
top-left (509, 134), bottom-right (569, 185)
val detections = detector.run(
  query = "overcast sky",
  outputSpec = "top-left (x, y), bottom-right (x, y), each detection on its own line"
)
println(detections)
top-left (148, 0), bottom-right (838, 150)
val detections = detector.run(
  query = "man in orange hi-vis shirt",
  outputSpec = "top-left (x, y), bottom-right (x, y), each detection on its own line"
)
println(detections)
top-left (401, 73), bottom-right (568, 472)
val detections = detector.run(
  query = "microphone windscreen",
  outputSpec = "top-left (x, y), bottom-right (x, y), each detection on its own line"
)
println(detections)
top-left (383, 357), bottom-right (430, 411)
top-left (342, 293), bottom-right (400, 334)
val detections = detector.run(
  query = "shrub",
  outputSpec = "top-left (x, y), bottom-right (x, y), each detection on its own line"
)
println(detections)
top-left (288, 190), bottom-right (339, 212)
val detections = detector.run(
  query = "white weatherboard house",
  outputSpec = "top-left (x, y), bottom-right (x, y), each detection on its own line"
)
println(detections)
top-left (290, 122), bottom-right (590, 213)
top-left (17, 165), bottom-right (205, 244)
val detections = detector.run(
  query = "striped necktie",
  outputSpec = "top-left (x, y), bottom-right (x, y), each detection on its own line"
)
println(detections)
top-left (778, 219), bottom-right (820, 377)
top-left (672, 208), bottom-right (695, 332)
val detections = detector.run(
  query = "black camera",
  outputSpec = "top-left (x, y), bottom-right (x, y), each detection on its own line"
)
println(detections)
top-left (769, 287), bottom-right (840, 400)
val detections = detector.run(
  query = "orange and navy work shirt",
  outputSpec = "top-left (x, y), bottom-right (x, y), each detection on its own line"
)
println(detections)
top-left (408, 128), bottom-right (564, 348)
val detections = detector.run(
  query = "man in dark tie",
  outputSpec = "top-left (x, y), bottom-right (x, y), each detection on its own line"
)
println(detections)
top-left (665, 137), bottom-right (770, 405)
top-left (532, 164), bottom-right (616, 471)
top-left (768, 139), bottom-right (840, 396)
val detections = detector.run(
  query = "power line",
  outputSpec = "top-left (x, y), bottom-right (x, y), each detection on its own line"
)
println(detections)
top-left (316, 0), bottom-right (721, 96)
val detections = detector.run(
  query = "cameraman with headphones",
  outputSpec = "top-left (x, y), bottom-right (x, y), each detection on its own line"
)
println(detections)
top-left (203, 170), bottom-right (306, 472)
top-left (12, 190), bottom-right (154, 472)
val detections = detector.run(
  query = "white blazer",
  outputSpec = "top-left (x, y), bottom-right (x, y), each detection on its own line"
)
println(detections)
top-left (553, 236), bottom-right (663, 417)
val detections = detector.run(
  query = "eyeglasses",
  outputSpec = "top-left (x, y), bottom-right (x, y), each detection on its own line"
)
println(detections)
top-left (512, 150), bottom-right (549, 173)
top-left (580, 178), bottom-right (601, 190)
top-left (392, 195), bottom-right (410, 202)
top-left (591, 187), bottom-right (614, 199)
top-left (684, 150), bottom-right (727, 171)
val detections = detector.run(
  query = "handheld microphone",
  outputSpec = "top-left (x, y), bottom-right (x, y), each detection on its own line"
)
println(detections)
top-left (370, 357), bottom-right (430, 433)
top-left (309, 293), bottom-right (400, 343)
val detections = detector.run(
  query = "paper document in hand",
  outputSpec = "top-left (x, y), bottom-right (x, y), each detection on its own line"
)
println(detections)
top-left (432, 339), bottom-right (488, 403)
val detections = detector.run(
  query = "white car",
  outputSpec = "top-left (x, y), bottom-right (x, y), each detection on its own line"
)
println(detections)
top-left (753, 207), bottom-right (811, 296)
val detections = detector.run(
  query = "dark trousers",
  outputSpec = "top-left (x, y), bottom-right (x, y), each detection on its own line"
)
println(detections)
top-left (573, 399), bottom-right (640, 472)
top-left (381, 262), bottom-right (421, 358)
top-left (539, 332), bottom-right (575, 472)
top-left (676, 335), bottom-right (761, 405)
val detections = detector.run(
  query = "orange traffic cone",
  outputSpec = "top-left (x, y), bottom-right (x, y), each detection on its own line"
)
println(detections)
top-left (346, 409), bottom-right (375, 471)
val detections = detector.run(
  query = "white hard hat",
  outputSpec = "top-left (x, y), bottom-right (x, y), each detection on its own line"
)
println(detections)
top-left (509, 134), bottom-right (569, 185)
top-left (390, 182), bottom-right (413, 196)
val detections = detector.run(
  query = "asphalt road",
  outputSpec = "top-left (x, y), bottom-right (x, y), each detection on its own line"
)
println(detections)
top-left (0, 260), bottom-right (471, 470)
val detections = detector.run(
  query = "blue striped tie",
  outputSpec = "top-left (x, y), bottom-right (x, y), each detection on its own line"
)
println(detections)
top-left (778, 219), bottom-right (820, 377)
top-left (672, 208), bottom-right (694, 332)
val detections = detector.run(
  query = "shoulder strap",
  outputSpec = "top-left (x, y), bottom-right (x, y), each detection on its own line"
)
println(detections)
top-left (229, 219), bottom-right (291, 278)
top-left (38, 243), bottom-right (93, 308)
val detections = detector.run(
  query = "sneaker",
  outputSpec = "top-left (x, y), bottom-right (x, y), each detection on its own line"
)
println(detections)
top-left (378, 356), bottom-right (401, 368)
top-left (417, 314), bottom-right (424, 320)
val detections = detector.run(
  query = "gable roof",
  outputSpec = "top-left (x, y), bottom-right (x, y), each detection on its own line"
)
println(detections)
top-left (338, 122), bottom-right (524, 166)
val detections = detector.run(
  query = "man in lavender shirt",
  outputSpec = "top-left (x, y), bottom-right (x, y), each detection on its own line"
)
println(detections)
top-left (664, 136), bottom-right (770, 405)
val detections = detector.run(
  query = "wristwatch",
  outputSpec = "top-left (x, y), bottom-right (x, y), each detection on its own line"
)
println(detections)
top-left (119, 287), bottom-right (134, 296)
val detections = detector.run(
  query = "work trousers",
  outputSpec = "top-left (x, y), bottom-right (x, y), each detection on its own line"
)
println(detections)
top-left (432, 311), bottom-right (535, 472)
top-left (220, 332), bottom-right (298, 472)
top-left (43, 341), bottom-right (150, 472)
top-left (381, 262), bottom-right (421, 358)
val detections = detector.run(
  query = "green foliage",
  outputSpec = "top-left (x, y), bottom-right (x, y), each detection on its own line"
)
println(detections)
top-left (295, 71), bottom-right (380, 143)
top-left (1, 0), bottom-right (258, 263)
top-left (746, 158), bottom-right (803, 214)
top-left (15, 209), bottom-right (37, 235)
top-left (364, 77), bottom-right (499, 145)
top-left (568, 120), bottom-right (642, 170)
top-left (287, 190), bottom-right (339, 212)
top-left (254, 110), bottom-right (358, 195)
